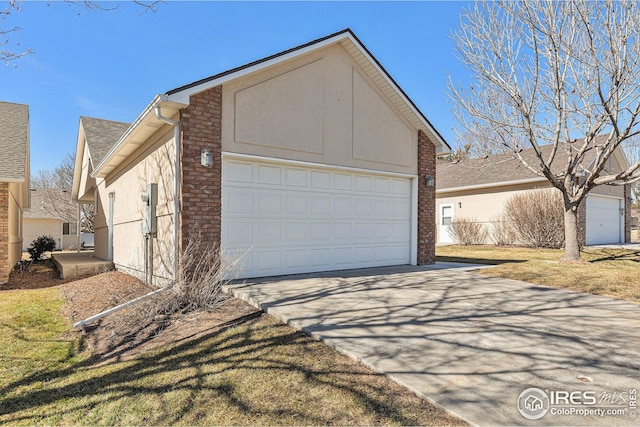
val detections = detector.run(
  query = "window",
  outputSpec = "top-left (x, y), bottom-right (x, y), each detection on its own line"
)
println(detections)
top-left (63, 222), bottom-right (78, 235)
top-left (441, 205), bottom-right (453, 226)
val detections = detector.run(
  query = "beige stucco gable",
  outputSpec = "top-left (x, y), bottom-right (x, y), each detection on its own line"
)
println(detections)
top-left (221, 43), bottom-right (418, 175)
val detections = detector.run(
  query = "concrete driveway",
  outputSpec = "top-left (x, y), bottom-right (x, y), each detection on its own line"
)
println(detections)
top-left (224, 264), bottom-right (640, 426)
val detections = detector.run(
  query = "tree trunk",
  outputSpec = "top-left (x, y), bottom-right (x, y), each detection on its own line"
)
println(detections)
top-left (561, 205), bottom-right (583, 262)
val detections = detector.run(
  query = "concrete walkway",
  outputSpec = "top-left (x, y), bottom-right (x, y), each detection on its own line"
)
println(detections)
top-left (51, 252), bottom-right (113, 279)
top-left (224, 263), bottom-right (640, 426)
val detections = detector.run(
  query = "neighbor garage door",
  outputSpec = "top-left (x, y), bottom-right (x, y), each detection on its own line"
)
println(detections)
top-left (222, 156), bottom-right (413, 278)
top-left (586, 195), bottom-right (623, 245)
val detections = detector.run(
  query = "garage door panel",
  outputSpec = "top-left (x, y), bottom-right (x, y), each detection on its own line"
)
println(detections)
top-left (257, 194), bottom-right (282, 214)
top-left (355, 175), bottom-right (373, 192)
top-left (311, 171), bottom-right (332, 188)
top-left (392, 179), bottom-right (411, 196)
top-left (334, 197), bottom-right (352, 215)
top-left (335, 247), bottom-right (354, 264)
top-left (222, 157), bottom-right (412, 278)
top-left (227, 192), bottom-right (253, 213)
top-left (284, 168), bottom-right (307, 187)
top-left (310, 248), bottom-right (332, 266)
top-left (374, 200), bottom-right (391, 217)
top-left (285, 222), bottom-right (307, 240)
top-left (354, 199), bottom-right (373, 216)
top-left (310, 197), bottom-right (331, 215)
top-left (374, 177), bottom-right (391, 193)
top-left (375, 223), bottom-right (391, 239)
top-left (257, 222), bottom-right (281, 242)
top-left (226, 161), bottom-right (254, 182)
top-left (226, 222), bottom-right (253, 244)
top-left (353, 223), bottom-right (373, 239)
top-left (334, 173), bottom-right (353, 190)
top-left (310, 222), bottom-right (332, 240)
top-left (285, 195), bottom-right (307, 214)
top-left (256, 165), bottom-right (281, 185)
top-left (284, 250), bottom-right (307, 269)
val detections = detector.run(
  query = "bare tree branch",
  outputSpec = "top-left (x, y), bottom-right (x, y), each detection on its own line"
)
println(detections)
top-left (449, 0), bottom-right (640, 261)
top-left (32, 153), bottom-right (95, 232)
top-left (1, 0), bottom-right (161, 65)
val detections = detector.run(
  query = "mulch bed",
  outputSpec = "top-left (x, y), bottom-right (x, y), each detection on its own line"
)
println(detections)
top-left (2, 258), bottom-right (99, 290)
top-left (58, 271), bottom-right (260, 363)
top-left (3, 259), bottom-right (260, 364)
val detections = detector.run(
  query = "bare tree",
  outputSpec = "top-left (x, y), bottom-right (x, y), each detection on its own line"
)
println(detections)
top-left (450, 0), bottom-right (640, 261)
top-left (32, 152), bottom-right (95, 232)
top-left (1, 1), bottom-right (31, 65)
top-left (1, 1), bottom-right (161, 65)
top-left (455, 125), bottom-right (517, 160)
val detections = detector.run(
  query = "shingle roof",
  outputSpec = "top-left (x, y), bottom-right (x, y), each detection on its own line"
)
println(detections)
top-left (24, 188), bottom-right (74, 220)
top-left (436, 136), bottom-right (616, 191)
top-left (0, 101), bottom-right (29, 182)
top-left (80, 116), bottom-right (130, 168)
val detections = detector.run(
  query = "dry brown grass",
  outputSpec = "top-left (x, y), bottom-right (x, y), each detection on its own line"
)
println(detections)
top-left (436, 245), bottom-right (640, 303)
top-left (0, 285), bottom-right (465, 426)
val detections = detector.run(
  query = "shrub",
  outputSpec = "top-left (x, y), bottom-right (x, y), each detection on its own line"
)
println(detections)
top-left (448, 217), bottom-right (488, 245)
top-left (504, 189), bottom-right (565, 248)
top-left (27, 235), bottom-right (56, 261)
top-left (102, 233), bottom-right (240, 346)
top-left (488, 214), bottom-right (517, 246)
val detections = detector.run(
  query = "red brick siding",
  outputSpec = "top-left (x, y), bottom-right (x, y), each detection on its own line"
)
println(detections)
top-left (179, 85), bottom-right (223, 251)
top-left (0, 182), bottom-right (9, 284)
top-left (417, 130), bottom-right (436, 265)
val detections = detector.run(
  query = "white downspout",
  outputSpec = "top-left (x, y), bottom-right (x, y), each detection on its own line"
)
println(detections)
top-left (108, 191), bottom-right (115, 260)
top-left (76, 203), bottom-right (81, 253)
top-left (154, 102), bottom-right (181, 282)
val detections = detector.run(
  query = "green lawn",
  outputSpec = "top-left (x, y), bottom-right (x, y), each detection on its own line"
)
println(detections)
top-left (436, 245), bottom-right (640, 303)
top-left (0, 287), bottom-right (464, 426)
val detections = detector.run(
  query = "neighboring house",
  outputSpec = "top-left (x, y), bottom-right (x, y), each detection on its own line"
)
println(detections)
top-left (23, 188), bottom-right (79, 250)
top-left (0, 101), bottom-right (30, 284)
top-left (632, 208), bottom-right (639, 229)
top-left (71, 29), bottom-right (450, 284)
top-left (436, 142), bottom-right (632, 246)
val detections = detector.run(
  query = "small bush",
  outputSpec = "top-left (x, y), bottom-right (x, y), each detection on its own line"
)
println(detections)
top-left (448, 217), bottom-right (488, 245)
top-left (106, 233), bottom-right (239, 345)
top-left (488, 215), bottom-right (517, 246)
top-left (504, 189), bottom-right (565, 248)
top-left (27, 235), bottom-right (56, 261)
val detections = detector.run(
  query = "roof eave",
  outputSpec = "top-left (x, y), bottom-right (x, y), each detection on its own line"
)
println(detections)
top-left (90, 95), bottom-right (187, 179)
top-left (71, 119), bottom-right (86, 202)
top-left (436, 176), bottom-right (548, 194)
top-left (0, 177), bottom-right (25, 183)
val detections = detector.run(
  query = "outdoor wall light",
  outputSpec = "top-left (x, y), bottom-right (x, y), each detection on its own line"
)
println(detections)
top-left (424, 174), bottom-right (435, 187)
top-left (458, 202), bottom-right (462, 208)
top-left (201, 147), bottom-right (214, 168)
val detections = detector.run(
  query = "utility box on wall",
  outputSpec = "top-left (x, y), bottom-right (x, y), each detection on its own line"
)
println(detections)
top-left (142, 183), bottom-right (158, 236)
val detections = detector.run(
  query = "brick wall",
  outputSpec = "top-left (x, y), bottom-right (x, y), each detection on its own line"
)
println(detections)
top-left (417, 130), bottom-right (436, 265)
top-left (0, 182), bottom-right (9, 284)
top-left (179, 85), bottom-right (223, 252)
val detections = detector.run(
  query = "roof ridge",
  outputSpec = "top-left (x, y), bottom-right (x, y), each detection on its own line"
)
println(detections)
top-left (166, 28), bottom-right (354, 96)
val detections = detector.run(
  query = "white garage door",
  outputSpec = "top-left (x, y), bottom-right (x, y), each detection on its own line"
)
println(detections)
top-left (586, 195), bottom-right (623, 245)
top-left (222, 156), bottom-right (413, 279)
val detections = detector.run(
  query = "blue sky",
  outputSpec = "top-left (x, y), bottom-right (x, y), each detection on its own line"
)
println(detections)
top-left (1, 1), bottom-right (470, 174)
